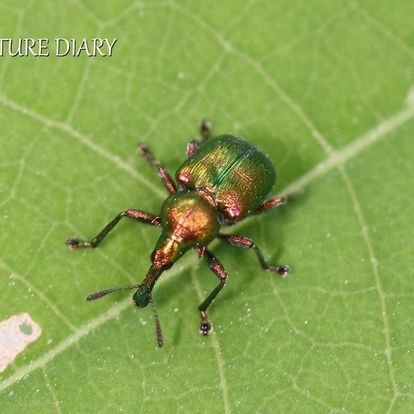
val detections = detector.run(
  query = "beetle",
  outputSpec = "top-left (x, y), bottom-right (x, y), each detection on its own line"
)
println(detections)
top-left (66, 121), bottom-right (289, 347)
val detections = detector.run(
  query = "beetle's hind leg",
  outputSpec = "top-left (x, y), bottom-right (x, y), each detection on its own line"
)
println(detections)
top-left (186, 119), bottom-right (213, 158)
top-left (219, 234), bottom-right (290, 276)
top-left (198, 249), bottom-right (227, 336)
top-left (137, 144), bottom-right (177, 193)
top-left (254, 196), bottom-right (285, 215)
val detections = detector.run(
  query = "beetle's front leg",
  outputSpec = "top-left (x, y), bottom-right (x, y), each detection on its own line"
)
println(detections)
top-left (198, 249), bottom-right (227, 336)
top-left (186, 119), bottom-right (213, 158)
top-left (219, 234), bottom-right (290, 276)
top-left (66, 209), bottom-right (160, 249)
top-left (138, 144), bottom-right (177, 193)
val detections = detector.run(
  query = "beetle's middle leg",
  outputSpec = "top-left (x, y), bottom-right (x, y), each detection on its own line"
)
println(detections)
top-left (198, 249), bottom-right (227, 336)
top-left (219, 234), bottom-right (290, 276)
top-left (138, 144), bottom-right (177, 193)
top-left (186, 119), bottom-right (212, 158)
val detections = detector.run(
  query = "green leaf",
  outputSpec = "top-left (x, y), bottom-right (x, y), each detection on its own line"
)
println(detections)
top-left (1, 1), bottom-right (413, 412)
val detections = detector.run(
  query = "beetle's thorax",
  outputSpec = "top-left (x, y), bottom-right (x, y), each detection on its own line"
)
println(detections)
top-left (151, 191), bottom-right (220, 270)
top-left (162, 191), bottom-right (220, 245)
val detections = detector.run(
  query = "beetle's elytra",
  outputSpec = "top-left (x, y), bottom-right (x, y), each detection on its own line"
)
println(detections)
top-left (66, 121), bottom-right (290, 347)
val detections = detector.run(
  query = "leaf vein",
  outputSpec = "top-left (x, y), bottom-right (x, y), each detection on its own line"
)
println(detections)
top-left (167, 0), bottom-right (333, 154)
top-left (351, 1), bottom-right (414, 60)
top-left (339, 166), bottom-right (400, 412)
top-left (0, 94), bottom-right (165, 199)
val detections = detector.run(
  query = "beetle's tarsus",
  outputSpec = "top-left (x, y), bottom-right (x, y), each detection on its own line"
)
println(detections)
top-left (269, 264), bottom-right (290, 277)
top-left (200, 119), bottom-right (212, 140)
top-left (65, 238), bottom-right (92, 249)
top-left (199, 310), bottom-right (213, 336)
top-left (137, 143), bottom-right (159, 168)
top-left (199, 320), bottom-right (213, 336)
top-left (186, 120), bottom-right (212, 157)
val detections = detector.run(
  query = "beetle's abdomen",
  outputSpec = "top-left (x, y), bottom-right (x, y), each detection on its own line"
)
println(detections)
top-left (176, 135), bottom-right (275, 221)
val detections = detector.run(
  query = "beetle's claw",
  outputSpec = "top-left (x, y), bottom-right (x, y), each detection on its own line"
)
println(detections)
top-left (137, 143), bottom-right (148, 155)
top-left (199, 321), bottom-right (213, 336)
top-left (65, 238), bottom-right (87, 249)
top-left (200, 119), bottom-right (212, 139)
top-left (276, 265), bottom-right (290, 277)
top-left (268, 264), bottom-right (290, 277)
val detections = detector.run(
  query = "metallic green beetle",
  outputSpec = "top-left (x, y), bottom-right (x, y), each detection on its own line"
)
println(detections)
top-left (66, 121), bottom-right (289, 347)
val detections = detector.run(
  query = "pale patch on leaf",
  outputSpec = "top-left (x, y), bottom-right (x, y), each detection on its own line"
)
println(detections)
top-left (0, 314), bottom-right (41, 373)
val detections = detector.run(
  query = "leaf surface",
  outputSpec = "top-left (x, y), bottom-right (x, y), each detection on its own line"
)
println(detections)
top-left (0, 1), bottom-right (413, 412)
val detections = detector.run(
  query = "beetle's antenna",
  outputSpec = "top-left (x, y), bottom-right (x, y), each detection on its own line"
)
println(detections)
top-left (86, 284), bottom-right (142, 301)
top-left (149, 294), bottom-right (164, 348)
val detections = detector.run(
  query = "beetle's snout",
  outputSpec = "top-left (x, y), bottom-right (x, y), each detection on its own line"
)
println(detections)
top-left (151, 235), bottom-right (182, 270)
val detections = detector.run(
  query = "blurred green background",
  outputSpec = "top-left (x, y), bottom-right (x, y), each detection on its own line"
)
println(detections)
top-left (0, 0), bottom-right (413, 412)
